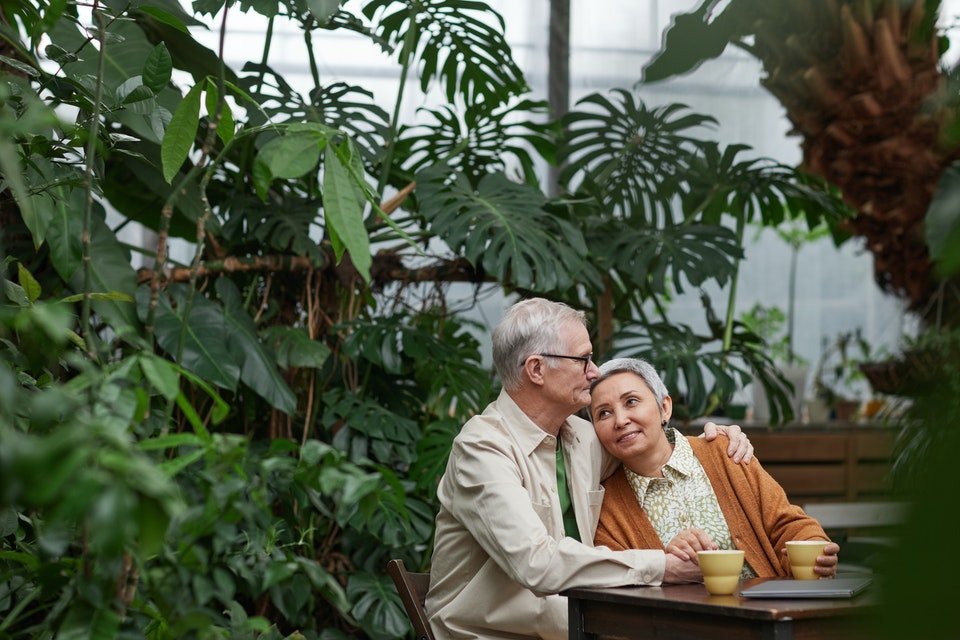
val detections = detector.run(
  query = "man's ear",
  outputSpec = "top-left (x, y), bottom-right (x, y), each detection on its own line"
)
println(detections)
top-left (523, 355), bottom-right (546, 388)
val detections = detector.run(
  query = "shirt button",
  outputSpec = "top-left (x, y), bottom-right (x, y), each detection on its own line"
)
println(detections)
top-left (642, 573), bottom-right (653, 583)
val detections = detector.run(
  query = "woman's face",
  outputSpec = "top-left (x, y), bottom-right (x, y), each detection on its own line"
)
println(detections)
top-left (590, 371), bottom-right (672, 462)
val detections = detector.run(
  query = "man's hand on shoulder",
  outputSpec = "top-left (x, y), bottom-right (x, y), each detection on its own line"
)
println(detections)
top-left (701, 422), bottom-right (754, 464)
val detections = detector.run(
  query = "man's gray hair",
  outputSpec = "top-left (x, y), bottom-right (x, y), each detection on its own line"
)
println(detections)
top-left (492, 298), bottom-right (587, 391)
top-left (594, 357), bottom-right (669, 406)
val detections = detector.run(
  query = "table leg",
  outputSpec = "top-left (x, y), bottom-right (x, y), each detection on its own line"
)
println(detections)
top-left (568, 596), bottom-right (594, 640)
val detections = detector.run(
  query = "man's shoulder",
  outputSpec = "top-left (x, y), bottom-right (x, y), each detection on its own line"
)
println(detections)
top-left (450, 404), bottom-right (516, 450)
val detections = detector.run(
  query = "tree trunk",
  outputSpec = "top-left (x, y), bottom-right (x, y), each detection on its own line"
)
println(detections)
top-left (745, 0), bottom-right (959, 321)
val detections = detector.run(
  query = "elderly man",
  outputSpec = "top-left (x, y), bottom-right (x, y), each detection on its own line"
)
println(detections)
top-left (426, 298), bottom-right (754, 640)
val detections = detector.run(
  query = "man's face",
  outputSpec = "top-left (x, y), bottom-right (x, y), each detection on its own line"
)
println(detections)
top-left (542, 321), bottom-right (599, 412)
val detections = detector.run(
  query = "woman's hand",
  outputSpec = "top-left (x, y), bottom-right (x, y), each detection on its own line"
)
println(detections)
top-left (814, 542), bottom-right (840, 578)
top-left (665, 528), bottom-right (718, 562)
top-left (779, 542), bottom-right (841, 578)
top-left (702, 422), bottom-right (754, 464)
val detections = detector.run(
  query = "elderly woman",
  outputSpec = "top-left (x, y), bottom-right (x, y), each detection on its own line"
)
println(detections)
top-left (590, 358), bottom-right (839, 580)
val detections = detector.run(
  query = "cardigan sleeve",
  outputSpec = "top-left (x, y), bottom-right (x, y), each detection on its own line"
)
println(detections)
top-left (594, 468), bottom-right (665, 552)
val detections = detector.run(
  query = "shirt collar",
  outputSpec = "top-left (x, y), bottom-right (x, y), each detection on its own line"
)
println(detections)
top-left (494, 389), bottom-right (558, 456)
top-left (623, 428), bottom-right (695, 508)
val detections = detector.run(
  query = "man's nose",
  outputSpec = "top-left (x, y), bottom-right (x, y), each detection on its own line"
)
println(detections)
top-left (585, 359), bottom-right (600, 379)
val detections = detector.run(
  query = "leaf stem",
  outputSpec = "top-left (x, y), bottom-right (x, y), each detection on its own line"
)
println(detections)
top-left (374, 5), bottom-right (420, 203)
top-left (80, 5), bottom-right (107, 363)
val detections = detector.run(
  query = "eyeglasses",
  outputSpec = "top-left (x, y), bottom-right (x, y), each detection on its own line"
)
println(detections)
top-left (538, 352), bottom-right (594, 373)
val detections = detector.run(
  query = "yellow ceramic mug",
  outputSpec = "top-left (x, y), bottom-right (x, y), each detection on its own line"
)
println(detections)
top-left (697, 550), bottom-right (745, 595)
top-left (786, 540), bottom-right (827, 580)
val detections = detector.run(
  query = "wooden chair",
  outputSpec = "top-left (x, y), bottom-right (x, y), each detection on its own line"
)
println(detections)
top-left (386, 559), bottom-right (435, 640)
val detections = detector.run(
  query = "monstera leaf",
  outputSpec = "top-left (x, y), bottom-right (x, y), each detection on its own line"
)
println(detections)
top-left (642, 0), bottom-right (758, 83)
top-left (589, 219), bottom-right (741, 296)
top-left (416, 164), bottom-right (587, 291)
top-left (614, 319), bottom-right (793, 422)
top-left (309, 82), bottom-right (390, 167)
top-left (560, 90), bottom-right (715, 223)
top-left (363, 0), bottom-right (527, 106)
top-left (399, 97), bottom-right (555, 187)
top-left (684, 142), bottom-right (852, 229)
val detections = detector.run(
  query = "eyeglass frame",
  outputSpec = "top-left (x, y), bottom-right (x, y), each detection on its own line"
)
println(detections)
top-left (535, 352), bottom-right (594, 373)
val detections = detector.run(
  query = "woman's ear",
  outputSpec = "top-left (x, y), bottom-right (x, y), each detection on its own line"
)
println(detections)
top-left (661, 395), bottom-right (673, 424)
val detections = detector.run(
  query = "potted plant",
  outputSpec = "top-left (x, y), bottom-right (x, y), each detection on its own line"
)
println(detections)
top-left (744, 218), bottom-right (834, 423)
top-left (740, 303), bottom-right (808, 423)
top-left (812, 330), bottom-right (873, 422)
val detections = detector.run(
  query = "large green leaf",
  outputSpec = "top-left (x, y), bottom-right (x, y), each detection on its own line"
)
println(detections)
top-left (252, 125), bottom-right (328, 199)
top-left (592, 220), bottom-right (741, 294)
top-left (102, 140), bottom-right (209, 239)
top-left (416, 164), bottom-right (587, 291)
top-left (161, 81), bottom-right (203, 182)
top-left (204, 78), bottom-right (235, 145)
top-left (323, 142), bottom-right (371, 282)
top-left (48, 18), bottom-right (155, 93)
top-left (347, 571), bottom-right (409, 640)
top-left (147, 284), bottom-right (240, 391)
top-left (560, 90), bottom-right (715, 223)
top-left (399, 97), bottom-right (555, 187)
top-left (308, 82), bottom-right (390, 166)
top-left (67, 210), bottom-right (140, 335)
top-left (323, 389), bottom-right (420, 466)
top-left (216, 278), bottom-right (297, 414)
top-left (925, 161), bottom-right (960, 276)
top-left (363, 0), bottom-right (527, 105)
top-left (642, 0), bottom-right (754, 83)
top-left (261, 326), bottom-right (331, 369)
top-left (28, 165), bottom-right (84, 280)
top-left (142, 42), bottom-right (172, 93)
top-left (683, 142), bottom-right (852, 229)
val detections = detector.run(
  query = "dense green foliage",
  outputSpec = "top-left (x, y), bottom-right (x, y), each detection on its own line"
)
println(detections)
top-left (1, 0), bottom-right (848, 637)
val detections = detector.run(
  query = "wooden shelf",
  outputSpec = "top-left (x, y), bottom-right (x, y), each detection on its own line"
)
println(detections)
top-left (676, 425), bottom-right (896, 504)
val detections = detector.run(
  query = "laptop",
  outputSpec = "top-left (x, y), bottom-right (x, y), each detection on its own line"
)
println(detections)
top-left (739, 575), bottom-right (873, 599)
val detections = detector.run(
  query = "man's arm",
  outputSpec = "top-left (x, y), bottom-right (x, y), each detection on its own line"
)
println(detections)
top-left (444, 440), bottom-right (666, 595)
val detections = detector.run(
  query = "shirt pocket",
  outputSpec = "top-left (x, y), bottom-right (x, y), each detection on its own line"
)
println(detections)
top-left (531, 499), bottom-right (554, 532)
top-left (586, 488), bottom-right (606, 530)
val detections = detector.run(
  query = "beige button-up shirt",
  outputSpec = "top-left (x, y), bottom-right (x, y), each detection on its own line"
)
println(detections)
top-left (426, 391), bottom-right (666, 640)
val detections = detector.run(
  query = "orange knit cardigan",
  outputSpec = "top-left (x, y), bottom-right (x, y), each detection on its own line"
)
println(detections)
top-left (594, 436), bottom-right (829, 577)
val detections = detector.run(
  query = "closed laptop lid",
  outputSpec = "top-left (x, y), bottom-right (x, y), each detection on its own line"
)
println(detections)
top-left (739, 575), bottom-right (873, 599)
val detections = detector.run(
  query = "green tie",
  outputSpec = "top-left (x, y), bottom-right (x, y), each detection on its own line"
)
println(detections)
top-left (556, 444), bottom-right (581, 541)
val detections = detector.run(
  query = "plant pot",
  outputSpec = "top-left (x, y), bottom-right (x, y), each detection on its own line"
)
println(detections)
top-left (805, 397), bottom-right (831, 423)
top-left (722, 403), bottom-right (748, 420)
top-left (858, 349), bottom-right (937, 396)
top-left (834, 399), bottom-right (861, 422)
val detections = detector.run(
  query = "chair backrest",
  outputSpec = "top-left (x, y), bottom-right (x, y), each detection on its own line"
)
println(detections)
top-left (386, 559), bottom-right (435, 640)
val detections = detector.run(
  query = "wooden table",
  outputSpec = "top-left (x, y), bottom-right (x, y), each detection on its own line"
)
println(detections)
top-left (566, 579), bottom-right (877, 640)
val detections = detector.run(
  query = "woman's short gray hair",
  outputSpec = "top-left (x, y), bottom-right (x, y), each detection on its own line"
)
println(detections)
top-left (492, 298), bottom-right (587, 391)
top-left (593, 357), bottom-right (669, 406)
